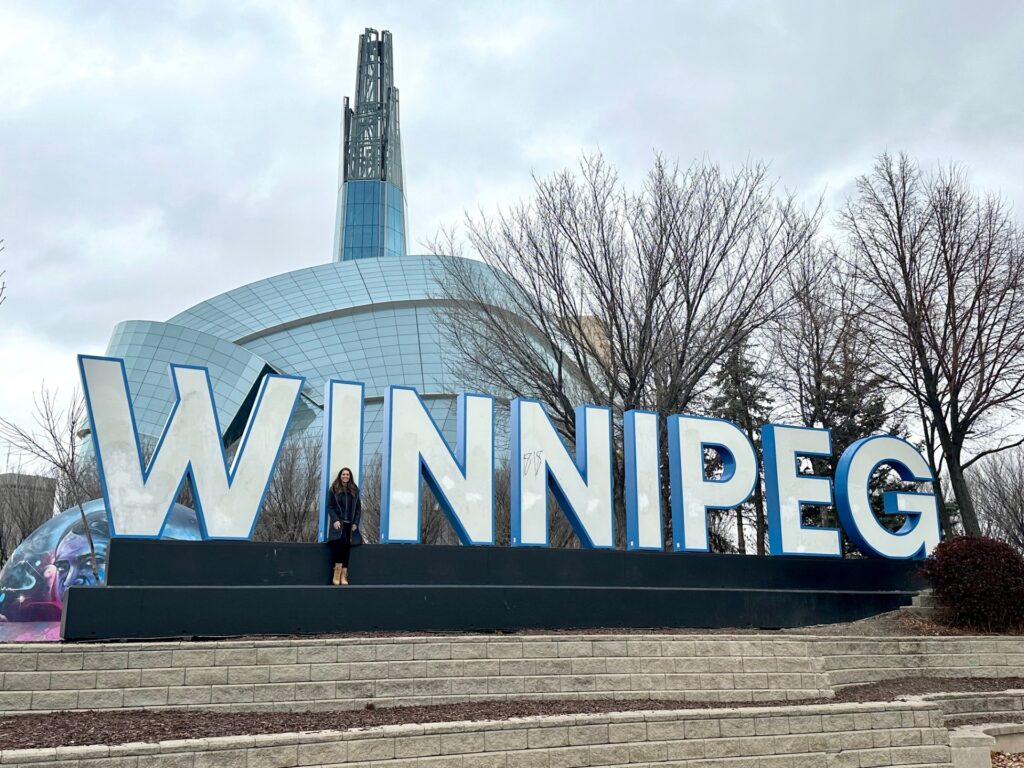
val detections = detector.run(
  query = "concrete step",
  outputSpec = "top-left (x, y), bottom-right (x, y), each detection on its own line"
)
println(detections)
top-left (896, 589), bottom-right (939, 620)
top-left (901, 605), bottom-right (938, 619)
top-left (62, 583), bottom-right (917, 641)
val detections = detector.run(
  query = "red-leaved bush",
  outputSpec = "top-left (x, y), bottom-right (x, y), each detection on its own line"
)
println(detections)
top-left (920, 536), bottom-right (1024, 633)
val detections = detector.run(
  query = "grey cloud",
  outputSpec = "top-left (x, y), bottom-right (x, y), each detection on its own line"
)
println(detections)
top-left (0, 0), bottom-right (1021, 425)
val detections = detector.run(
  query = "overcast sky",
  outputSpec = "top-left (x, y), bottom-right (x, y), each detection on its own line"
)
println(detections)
top-left (1, 0), bottom-right (1022, 443)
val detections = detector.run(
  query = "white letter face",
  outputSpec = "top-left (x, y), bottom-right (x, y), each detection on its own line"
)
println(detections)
top-left (79, 355), bottom-right (301, 539)
top-left (319, 380), bottom-right (364, 542)
top-left (668, 415), bottom-right (757, 552)
top-left (511, 401), bottom-right (614, 548)
top-left (835, 436), bottom-right (940, 559)
top-left (761, 425), bottom-right (841, 557)
top-left (380, 387), bottom-right (494, 545)
top-left (624, 410), bottom-right (663, 550)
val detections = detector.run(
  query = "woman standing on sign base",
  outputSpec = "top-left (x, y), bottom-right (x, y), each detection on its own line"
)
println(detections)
top-left (327, 467), bottom-right (362, 585)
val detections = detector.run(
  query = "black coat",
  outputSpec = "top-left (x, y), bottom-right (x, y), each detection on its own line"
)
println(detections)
top-left (327, 488), bottom-right (362, 532)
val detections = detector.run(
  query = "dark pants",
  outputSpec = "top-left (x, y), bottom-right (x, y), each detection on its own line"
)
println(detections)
top-left (329, 526), bottom-right (352, 567)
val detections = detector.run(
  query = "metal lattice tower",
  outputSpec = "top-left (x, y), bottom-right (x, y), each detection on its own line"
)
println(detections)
top-left (333, 28), bottom-right (408, 262)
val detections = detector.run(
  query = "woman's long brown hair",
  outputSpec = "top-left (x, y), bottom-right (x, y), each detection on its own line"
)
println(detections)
top-left (331, 467), bottom-right (358, 495)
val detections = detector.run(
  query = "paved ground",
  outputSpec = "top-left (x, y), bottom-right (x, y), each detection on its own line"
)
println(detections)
top-left (0, 623), bottom-right (58, 643)
top-left (792, 609), bottom-right (1011, 636)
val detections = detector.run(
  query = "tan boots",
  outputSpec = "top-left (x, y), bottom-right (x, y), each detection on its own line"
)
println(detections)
top-left (331, 565), bottom-right (350, 586)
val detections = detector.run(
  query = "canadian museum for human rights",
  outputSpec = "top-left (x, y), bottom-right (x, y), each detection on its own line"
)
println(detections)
top-left (4, 27), bottom-right (939, 642)
top-left (96, 28), bottom-right (488, 460)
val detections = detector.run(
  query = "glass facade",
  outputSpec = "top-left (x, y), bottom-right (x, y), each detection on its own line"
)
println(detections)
top-left (91, 29), bottom-right (503, 466)
top-left (339, 180), bottom-right (406, 261)
top-left (103, 255), bottom-right (506, 458)
top-left (104, 320), bottom-right (274, 447)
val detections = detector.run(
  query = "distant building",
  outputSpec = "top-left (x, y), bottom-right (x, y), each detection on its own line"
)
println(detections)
top-left (91, 28), bottom-right (509, 458)
top-left (0, 473), bottom-right (56, 561)
top-left (0, 473), bottom-right (56, 513)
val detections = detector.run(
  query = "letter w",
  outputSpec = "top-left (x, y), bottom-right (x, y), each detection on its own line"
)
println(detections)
top-left (79, 355), bottom-right (301, 539)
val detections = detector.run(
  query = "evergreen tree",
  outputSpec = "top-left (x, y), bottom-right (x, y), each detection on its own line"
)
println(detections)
top-left (793, 338), bottom-right (908, 554)
top-left (710, 338), bottom-right (773, 554)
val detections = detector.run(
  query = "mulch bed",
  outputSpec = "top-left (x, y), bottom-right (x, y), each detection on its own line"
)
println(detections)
top-left (0, 698), bottom-right (820, 750)
top-left (837, 676), bottom-right (1024, 700)
top-left (994, 754), bottom-right (1024, 768)
top-left (3, 677), bottom-right (1024, 750)
top-left (795, 610), bottom-right (1024, 637)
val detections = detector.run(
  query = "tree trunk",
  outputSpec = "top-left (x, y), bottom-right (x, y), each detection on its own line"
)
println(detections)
top-left (752, 481), bottom-right (766, 556)
top-left (931, 477), bottom-right (955, 539)
top-left (946, 457), bottom-right (981, 537)
top-left (921, 446), bottom-right (955, 538)
top-left (75, 500), bottom-right (100, 580)
top-left (736, 507), bottom-right (746, 554)
top-left (933, 418), bottom-right (981, 537)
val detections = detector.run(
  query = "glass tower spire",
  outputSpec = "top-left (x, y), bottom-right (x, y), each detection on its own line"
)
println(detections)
top-left (333, 28), bottom-right (408, 262)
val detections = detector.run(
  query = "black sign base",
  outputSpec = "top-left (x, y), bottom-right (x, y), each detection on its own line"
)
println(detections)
top-left (61, 541), bottom-right (923, 641)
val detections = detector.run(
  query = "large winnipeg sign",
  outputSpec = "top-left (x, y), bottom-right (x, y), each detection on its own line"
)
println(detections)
top-left (79, 356), bottom-right (941, 560)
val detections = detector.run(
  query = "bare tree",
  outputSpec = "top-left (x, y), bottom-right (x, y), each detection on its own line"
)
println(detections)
top-left (843, 154), bottom-right (1024, 536)
top-left (252, 439), bottom-right (321, 542)
top-left (0, 387), bottom-right (101, 576)
top-left (971, 448), bottom-right (1024, 552)
top-left (357, 455), bottom-right (382, 544)
top-left (488, 462), bottom-right (579, 548)
top-left (770, 246), bottom-right (870, 430)
top-left (419, 486), bottom-right (459, 546)
top-left (766, 243), bottom-right (928, 544)
top-left (434, 153), bottom-right (818, 547)
top-left (355, 458), bottom-right (579, 548)
top-left (436, 154), bottom-right (816, 430)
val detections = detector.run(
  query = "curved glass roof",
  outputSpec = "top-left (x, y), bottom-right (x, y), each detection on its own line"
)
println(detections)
top-left (103, 255), bottom-right (510, 451)
top-left (168, 255), bottom-right (497, 344)
top-left (104, 320), bottom-right (278, 446)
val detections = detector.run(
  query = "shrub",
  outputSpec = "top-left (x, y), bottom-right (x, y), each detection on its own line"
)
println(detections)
top-left (920, 536), bottom-right (1024, 633)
